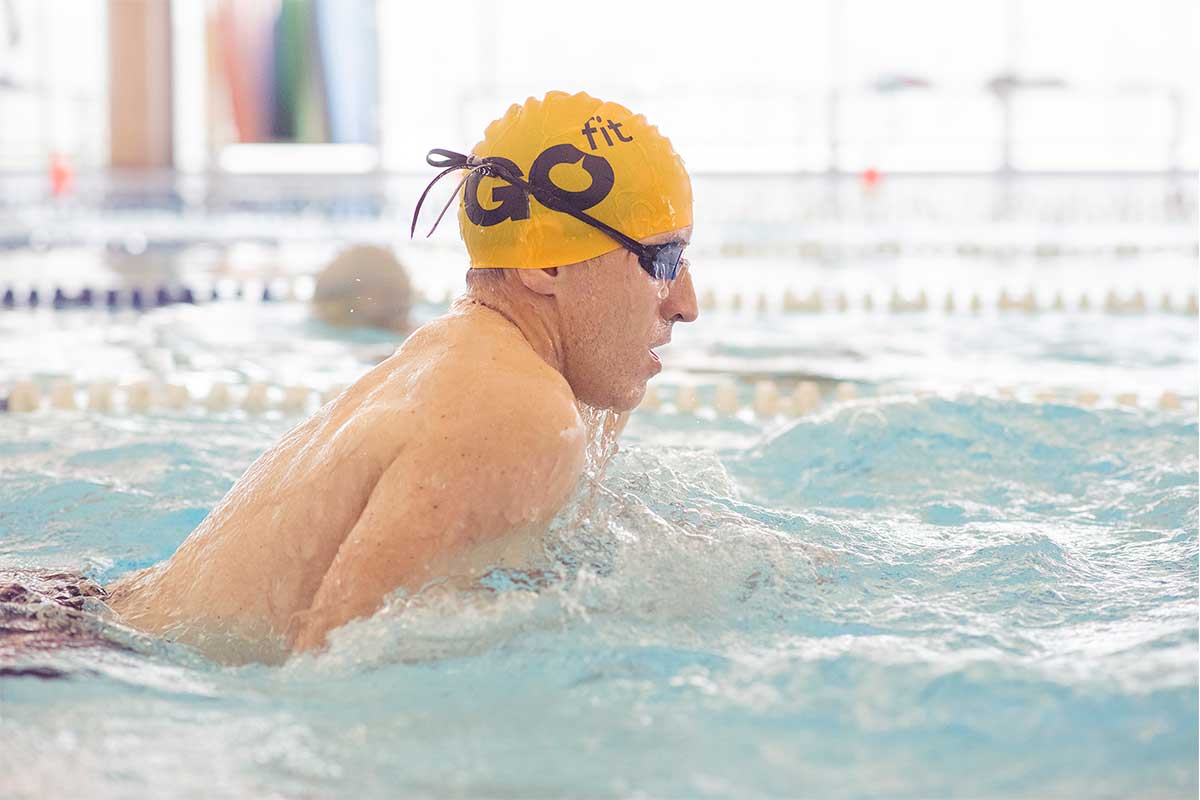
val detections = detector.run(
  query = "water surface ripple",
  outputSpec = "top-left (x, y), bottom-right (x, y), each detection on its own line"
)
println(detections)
top-left (0, 396), bottom-right (1196, 799)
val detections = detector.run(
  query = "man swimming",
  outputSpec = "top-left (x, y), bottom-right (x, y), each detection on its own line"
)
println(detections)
top-left (104, 91), bottom-right (698, 663)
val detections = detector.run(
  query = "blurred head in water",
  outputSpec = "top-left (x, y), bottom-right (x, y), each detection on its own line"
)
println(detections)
top-left (311, 245), bottom-right (413, 332)
top-left (418, 90), bottom-right (699, 412)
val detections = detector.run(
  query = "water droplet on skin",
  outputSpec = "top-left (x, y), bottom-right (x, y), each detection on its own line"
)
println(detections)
top-left (657, 282), bottom-right (669, 300)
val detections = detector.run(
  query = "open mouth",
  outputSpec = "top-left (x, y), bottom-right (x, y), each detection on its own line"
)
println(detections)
top-left (647, 331), bottom-right (671, 369)
top-left (648, 333), bottom-right (671, 364)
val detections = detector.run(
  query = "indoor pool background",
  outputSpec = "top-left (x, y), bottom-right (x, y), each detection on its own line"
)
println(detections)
top-left (1, 179), bottom-right (1198, 798)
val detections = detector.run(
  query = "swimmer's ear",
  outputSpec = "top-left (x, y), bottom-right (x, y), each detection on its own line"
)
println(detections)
top-left (515, 266), bottom-right (560, 297)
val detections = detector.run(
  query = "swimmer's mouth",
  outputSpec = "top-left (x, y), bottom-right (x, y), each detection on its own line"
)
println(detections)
top-left (648, 336), bottom-right (671, 363)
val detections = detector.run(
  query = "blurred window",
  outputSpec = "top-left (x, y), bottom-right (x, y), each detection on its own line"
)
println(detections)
top-left (0, 0), bottom-right (1194, 174)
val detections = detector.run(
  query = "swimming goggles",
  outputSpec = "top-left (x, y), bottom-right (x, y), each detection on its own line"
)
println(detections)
top-left (411, 149), bottom-right (688, 281)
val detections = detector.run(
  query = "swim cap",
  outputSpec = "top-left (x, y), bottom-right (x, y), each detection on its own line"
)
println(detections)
top-left (457, 91), bottom-right (692, 269)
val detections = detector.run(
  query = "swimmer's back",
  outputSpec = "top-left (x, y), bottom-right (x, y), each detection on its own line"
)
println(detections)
top-left (107, 302), bottom-right (586, 662)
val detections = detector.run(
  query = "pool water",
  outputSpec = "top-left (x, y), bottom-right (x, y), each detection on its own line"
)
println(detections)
top-left (1, 384), bottom-right (1197, 797)
top-left (1, 243), bottom-right (1197, 798)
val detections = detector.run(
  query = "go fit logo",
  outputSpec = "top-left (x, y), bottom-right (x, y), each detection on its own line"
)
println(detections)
top-left (463, 116), bottom-right (635, 227)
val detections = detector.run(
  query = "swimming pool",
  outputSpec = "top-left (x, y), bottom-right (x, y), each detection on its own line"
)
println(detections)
top-left (1, 244), bottom-right (1197, 797)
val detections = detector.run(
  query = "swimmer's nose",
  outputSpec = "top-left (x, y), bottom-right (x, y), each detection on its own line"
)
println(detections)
top-left (662, 263), bottom-right (698, 324)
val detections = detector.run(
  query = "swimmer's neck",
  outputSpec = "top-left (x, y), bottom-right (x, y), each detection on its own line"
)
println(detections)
top-left (454, 282), bottom-right (565, 375)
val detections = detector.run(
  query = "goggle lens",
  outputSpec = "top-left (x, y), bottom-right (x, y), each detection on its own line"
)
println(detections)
top-left (647, 241), bottom-right (686, 281)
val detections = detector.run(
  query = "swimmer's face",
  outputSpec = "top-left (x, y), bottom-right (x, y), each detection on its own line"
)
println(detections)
top-left (555, 226), bottom-right (698, 412)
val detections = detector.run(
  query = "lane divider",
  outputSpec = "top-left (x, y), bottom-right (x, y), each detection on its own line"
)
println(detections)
top-left (637, 380), bottom-right (1186, 417)
top-left (710, 241), bottom-right (1198, 261)
top-left (1, 378), bottom-right (1187, 418)
top-left (2, 281), bottom-right (1196, 316)
top-left (700, 288), bottom-right (1199, 316)
top-left (1, 380), bottom-right (345, 416)
top-left (0, 283), bottom-right (293, 309)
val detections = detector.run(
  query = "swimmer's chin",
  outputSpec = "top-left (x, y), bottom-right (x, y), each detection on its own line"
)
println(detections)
top-left (580, 386), bottom-right (645, 415)
top-left (610, 380), bottom-right (655, 414)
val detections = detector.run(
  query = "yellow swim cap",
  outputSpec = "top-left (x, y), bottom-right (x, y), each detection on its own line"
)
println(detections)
top-left (443, 91), bottom-right (692, 269)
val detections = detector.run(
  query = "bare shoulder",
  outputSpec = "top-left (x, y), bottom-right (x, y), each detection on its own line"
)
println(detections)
top-left (426, 344), bottom-right (587, 494)
top-left (407, 312), bottom-right (583, 439)
top-left (371, 313), bottom-right (587, 524)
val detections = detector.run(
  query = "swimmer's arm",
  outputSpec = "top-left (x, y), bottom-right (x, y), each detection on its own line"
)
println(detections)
top-left (289, 395), bottom-right (586, 652)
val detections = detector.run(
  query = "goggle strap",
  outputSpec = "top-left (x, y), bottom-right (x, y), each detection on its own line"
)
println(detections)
top-left (413, 148), bottom-right (673, 276)
top-left (410, 149), bottom-right (487, 239)
top-left (425, 165), bottom-right (492, 239)
top-left (476, 158), bottom-right (653, 262)
top-left (410, 164), bottom-right (460, 239)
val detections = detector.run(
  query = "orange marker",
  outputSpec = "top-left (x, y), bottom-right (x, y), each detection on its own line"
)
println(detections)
top-left (49, 152), bottom-right (74, 197)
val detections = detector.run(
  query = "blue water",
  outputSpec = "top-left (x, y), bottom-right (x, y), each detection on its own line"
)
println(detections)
top-left (1, 391), bottom-right (1196, 798)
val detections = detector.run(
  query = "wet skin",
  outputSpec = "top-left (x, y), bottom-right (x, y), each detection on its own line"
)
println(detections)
top-left (106, 228), bottom-right (697, 663)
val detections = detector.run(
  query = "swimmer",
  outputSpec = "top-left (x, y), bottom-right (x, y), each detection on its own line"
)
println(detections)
top-left (310, 244), bottom-right (414, 332)
top-left (105, 91), bottom-right (698, 663)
